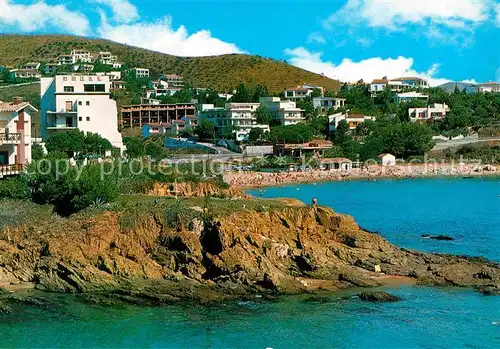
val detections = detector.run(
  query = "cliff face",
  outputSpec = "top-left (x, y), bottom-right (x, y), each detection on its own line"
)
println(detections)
top-left (1, 202), bottom-right (499, 302)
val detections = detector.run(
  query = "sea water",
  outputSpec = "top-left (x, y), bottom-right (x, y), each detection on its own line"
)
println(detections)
top-left (1, 178), bottom-right (499, 348)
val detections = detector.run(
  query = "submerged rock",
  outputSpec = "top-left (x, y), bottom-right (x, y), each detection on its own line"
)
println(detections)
top-left (421, 234), bottom-right (454, 241)
top-left (0, 301), bottom-right (12, 314)
top-left (357, 291), bottom-right (401, 303)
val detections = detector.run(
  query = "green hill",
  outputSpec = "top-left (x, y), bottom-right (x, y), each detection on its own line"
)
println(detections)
top-left (0, 34), bottom-right (340, 93)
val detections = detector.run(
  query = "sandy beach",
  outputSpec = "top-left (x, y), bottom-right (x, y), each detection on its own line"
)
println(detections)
top-left (225, 163), bottom-right (499, 189)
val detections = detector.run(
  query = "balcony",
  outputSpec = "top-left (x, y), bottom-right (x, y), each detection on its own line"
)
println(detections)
top-left (0, 164), bottom-right (24, 178)
top-left (0, 132), bottom-right (22, 145)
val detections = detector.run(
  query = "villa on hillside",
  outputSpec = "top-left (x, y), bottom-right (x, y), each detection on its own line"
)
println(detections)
top-left (408, 103), bottom-right (450, 121)
top-left (329, 112), bottom-right (375, 131)
top-left (126, 67), bottom-right (150, 78)
top-left (283, 84), bottom-right (325, 101)
top-left (0, 97), bottom-right (37, 176)
top-left (370, 77), bottom-right (429, 96)
top-left (478, 82), bottom-right (500, 93)
top-left (312, 97), bottom-right (346, 114)
top-left (10, 69), bottom-right (41, 79)
top-left (40, 74), bottom-right (124, 151)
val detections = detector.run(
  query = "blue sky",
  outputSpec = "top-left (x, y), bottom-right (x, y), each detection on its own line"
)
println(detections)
top-left (1, 0), bottom-right (499, 85)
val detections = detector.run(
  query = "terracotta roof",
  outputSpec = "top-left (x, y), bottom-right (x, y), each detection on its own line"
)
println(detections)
top-left (392, 77), bottom-right (424, 81)
top-left (173, 120), bottom-right (186, 125)
top-left (0, 101), bottom-right (38, 113)
top-left (371, 79), bottom-right (388, 84)
top-left (186, 115), bottom-right (198, 119)
top-left (285, 87), bottom-right (309, 91)
top-left (321, 157), bottom-right (352, 163)
top-left (143, 123), bottom-right (173, 128)
top-left (347, 113), bottom-right (365, 118)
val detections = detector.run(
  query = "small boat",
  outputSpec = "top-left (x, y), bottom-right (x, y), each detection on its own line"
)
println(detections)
top-left (462, 176), bottom-right (474, 179)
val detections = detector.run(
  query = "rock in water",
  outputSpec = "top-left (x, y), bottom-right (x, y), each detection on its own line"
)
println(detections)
top-left (357, 291), bottom-right (401, 303)
top-left (421, 234), bottom-right (454, 241)
top-left (0, 301), bottom-right (12, 314)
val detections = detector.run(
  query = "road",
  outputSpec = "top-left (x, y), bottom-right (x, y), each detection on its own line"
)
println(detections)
top-left (433, 135), bottom-right (500, 151)
top-left (164, 142), bottom-right (243, 164)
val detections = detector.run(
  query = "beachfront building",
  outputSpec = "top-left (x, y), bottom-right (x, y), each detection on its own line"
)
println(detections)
top-left (198, 103), bottom-right (270, 141)
top-left (394, 92), bottom-right (429, 104)
top-left (0, 97), bottom-right (37, 173)
top-left (40, 74), bottom-right (124, 150)
top-left (478, 82), bottom-right (500, 93)
top-left (329, 112), bottom-right (375, 131)
top-left (319, 157), bottom-right (352, 171)
top-left (408, 103), bottom-right (450, 121)
top-left (313, 97), bottom-right (346, 114)
top-left (378, 153), bottom-right (396, 167)
top-left (127, 68), bottom-right (150, 78)
top-left (259, 97), bottom-right (305, 126)
top-left (121, 103), bottom-right (196, 128)
top-left (274, 139), bottom-right (333, 158)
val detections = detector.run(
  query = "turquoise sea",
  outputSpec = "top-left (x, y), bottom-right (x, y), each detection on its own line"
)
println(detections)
top-left (1, 178), bottom-right (500, 348)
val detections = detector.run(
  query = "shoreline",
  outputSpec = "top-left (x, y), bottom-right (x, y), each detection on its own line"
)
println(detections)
top-left (225, 164), bottom-right (499, 189)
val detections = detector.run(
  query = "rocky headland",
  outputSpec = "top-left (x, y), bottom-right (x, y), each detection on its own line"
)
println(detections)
top-left (1, 194), bottom-right (499, 308)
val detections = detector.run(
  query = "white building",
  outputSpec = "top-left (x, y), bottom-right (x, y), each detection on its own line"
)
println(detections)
top-left (158, 74), bottom-right (184, 89)
top-left (313, 97), bottom-right (346, 114)
top-left (283, 85), bottom-right (319, 101)
top-left (127, 68), bottom-right (149, 78)
top-left (96, 52), bottom-right (118, 65)
top-left (259, 97), bottom-right (305, 126)
top-left (58, 55), bottom-right (73, 65)
top-left (96, 71), bottom-right (122, 81)
top-left (408, 103), bottom-right (450, 121)
top-left (41, 75), bottom-right (124, 150)
top-left (329, 112), bottom-right (375, 131)
top-left (70, 50), bottom-right (93, 63)
top-left (0, 97), bottom-right (37, 167)
top-left (10, 69), bottom-right (41, 79)
top-left (478, 82), bottom-right (500, 93)
top-left (379, 153), bottom-right (396, 166)
top-left (199, 103), bottom-right (270, 141)
top-left (370, 77), bottom-right (429, 96)
top-left (394, 92), bottom-right (429, 104)
top-left (21, 62), bottom-right (41, 70)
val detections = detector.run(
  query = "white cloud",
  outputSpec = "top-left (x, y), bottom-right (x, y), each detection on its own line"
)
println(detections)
top-left (326, 0), bottom-right (492, 29)
top-left (496, 3), bottom-right (500, 26)
top-left (0, 0), bottom-right (90, 35)
top-left (93, 0), bottom-right (139, 24)
top-left (98, 15), bottom-right (245, 57)
top-left (284, 47), bottom-right (477, 86)
top-left (307, 32), bottom-right (326, 44)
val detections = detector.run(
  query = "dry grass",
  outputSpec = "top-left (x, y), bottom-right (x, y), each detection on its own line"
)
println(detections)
top-left (0, 34), bottom-right (340, 93)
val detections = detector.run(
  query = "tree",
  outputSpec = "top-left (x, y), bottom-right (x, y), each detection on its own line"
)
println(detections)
top-left (333, 120), bottom-right (350, 146)
top-left (123, 136), bottom-right (144, 158)
top-left (252, 85), bottom-right (269, 102)
top-left (31, 143), bottom-right (45, 161)
top-left (83, 132), bottom-right (112, 156)
top-left (248, 128), bottom-right (264, 143)
top-left (255, 105), bottom-right (272, 124)
top-left (233, 83), bottom-right (251, 102)
top-left (45, 130), bottom-right (86, 156)
top-left (194, 119), bottom-right (216, 140)
top-left (269, 124), bottom-right (314, 144)
top-left (297, 98), bottom-right (316, 120)
top-left (311, 88), bottom-right (323, 98)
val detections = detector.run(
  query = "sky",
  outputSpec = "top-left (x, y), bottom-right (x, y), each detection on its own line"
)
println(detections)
top-left (1, 0), bottom-right (499, 86)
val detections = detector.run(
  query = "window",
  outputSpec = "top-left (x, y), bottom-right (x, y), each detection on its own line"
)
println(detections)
top-left (63, 86), bottom-right (74, 92)
top-left (78, 101), bottom-right (82, 106)
top-left (78, 117), bottom-right (82, 121)
top-left (86, 117), bottom-right (90, 121)
top-left (84, 84), bottom-right (105, 92)
top-left (86, 101), bottom-right (90, 106)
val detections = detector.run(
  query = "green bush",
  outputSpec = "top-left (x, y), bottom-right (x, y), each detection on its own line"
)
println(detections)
top-left (0, 177), bottom-right (30, 200)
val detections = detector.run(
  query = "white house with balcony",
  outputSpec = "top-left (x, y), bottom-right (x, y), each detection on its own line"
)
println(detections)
top-left (198, 103), bottom-right (270, 141)
top-left (259, 97), bottom-right (305, 126)
top-left (0, 97), bottom-right (37, 172)
top-left (408, 103), bottom-right (450, 121)
top-left (96, 52), bottom-right (118, 65)
top-left (370, 77), bottom-right (429, 96)
top-left (329, 112), bottom-right (376, 132)
top-left (127, 68), bottom-right (150, 78)
top-left (313, 97), bottom-right (346, 114)
top-left (70, 50), bottom-right (93, 63)
top-left (40, 75), bottom-right (124, 150)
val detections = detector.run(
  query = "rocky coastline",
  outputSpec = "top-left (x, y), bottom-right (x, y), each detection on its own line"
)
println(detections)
top-left (1, 196), bottom-right (499, 310)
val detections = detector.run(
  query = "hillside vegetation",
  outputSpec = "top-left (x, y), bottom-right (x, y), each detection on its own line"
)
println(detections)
top-left (0, 35), bottom-right (340, 93)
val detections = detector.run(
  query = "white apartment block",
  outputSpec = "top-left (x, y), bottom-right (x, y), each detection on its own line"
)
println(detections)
top-left (158, 74), bottom-right (184, 89)
top-left (70, 50), bottom-right (92, 63)
top-left (394, 92), bottom-right (429, 104)
top-left (283, 85), bottom-right (320, 101)
top-left (259, 97), bottom-right (305, 126)
top-left (199, 103), bottom-right (270, 141)
top-left (21, 62), bottom-right (41, 70)
top-left (128, 68), bottom-right (150, 78)
top-left (96, 52), bottom-right (118, 65)
top-left (58, 55), bottom-right (73, 65)
top-left (478, 82), bottom-right (500, 93)
top-left (41, 75), bottom-right (124, 150)
top-left (0, 97), bottom-right (37, 167)
top-left (10, 69), bottom-right (41, 79)
top-left (408, 103), bottom-right (450, 121)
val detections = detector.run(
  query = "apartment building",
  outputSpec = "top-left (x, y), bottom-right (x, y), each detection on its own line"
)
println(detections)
top-left (259, 97), bottom-right (305, 126)
top-left (312, 97), bottom-right (346, 114)
top-left (283, 84), bottom-right (325, 101)
top-left (408, 103), bottom-right (450, 121)
top-left (127, 68), bottom-right (150, 78)
top-left (96, 52), bottom-right (118, 65)
top-left (0, 97), bottom-right (37, 170)
top-left (40, 75), bottom-right (124, 150)
top-left (21, 62), bottom-right (41, 70)
top-left (370, 77), bottom-right (429, 96)
top-left (199, 103), bottom-right (270, 141)
top-left (478, 82), bottom-right (500, 93)
top-left (58, 55), bottom-right (73, 65)
top-left (10, 69), bottom-right (41, 79)
top-left (121, 103), bottom-right (196, 128)
top-left (158, 74), bottom-right (184, 89)
top-left (70, 50), bottom-right (92, 63)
